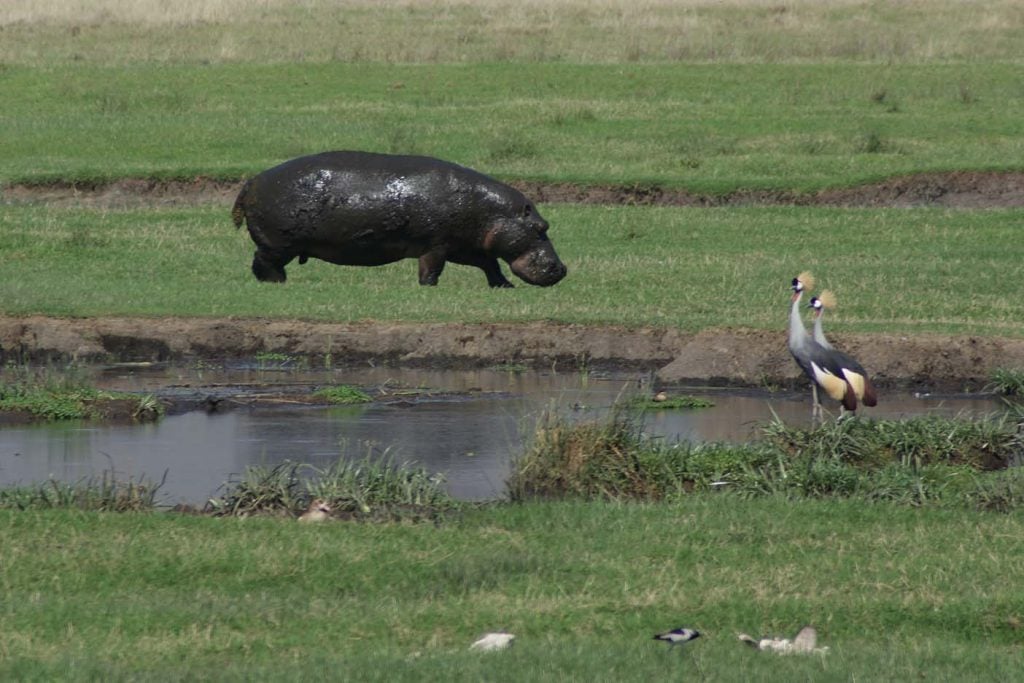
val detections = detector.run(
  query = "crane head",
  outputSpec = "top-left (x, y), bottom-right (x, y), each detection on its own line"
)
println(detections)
top-left (791, 271), bottom-right (814, 301)
top-left (809, 290), bottom-right (837, 315)
top-left (818, 289), bottom-right (837, 309)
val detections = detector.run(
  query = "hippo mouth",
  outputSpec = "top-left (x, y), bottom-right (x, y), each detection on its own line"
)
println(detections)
top-left (509, 252), bottom-right (568, 287)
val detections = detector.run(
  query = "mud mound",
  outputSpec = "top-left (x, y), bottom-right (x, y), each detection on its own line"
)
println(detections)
top-left (2, 315), bottom-right (1023, 392)
top-left (5, 171), bottom-right (1024, 209)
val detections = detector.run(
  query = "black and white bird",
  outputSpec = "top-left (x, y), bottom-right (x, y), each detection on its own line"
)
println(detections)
top-left (653, 627), bottom-right (701, 648)
top-left (788, 273), bottom-right (877, 420)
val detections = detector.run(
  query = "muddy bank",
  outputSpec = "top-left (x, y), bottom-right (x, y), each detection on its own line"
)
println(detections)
top-left (2, 315), bottom-right (1023, 391)
top-left (5, 171), bottom-right (1024, 209)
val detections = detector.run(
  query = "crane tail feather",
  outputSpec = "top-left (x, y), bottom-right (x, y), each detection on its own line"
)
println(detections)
top-left (842, 368), bottom-right (878, 408)
top-left (861, 377), bottom-right (878, 407)
top-left (841, 382), bottom-right (858, 411)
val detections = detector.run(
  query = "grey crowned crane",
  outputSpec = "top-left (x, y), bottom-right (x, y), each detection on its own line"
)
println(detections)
top-left (788, 273), bottom-right (877, 420)
top-left (807, 286), bottom-right (877, 414)
top-left (808, 289), bottom-right (837, 349)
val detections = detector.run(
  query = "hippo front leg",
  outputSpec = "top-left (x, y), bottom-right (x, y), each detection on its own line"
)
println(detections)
top-left (418, 250), bottom-right (514, 288)
top-left (479, 258), bottom-right (514, 288)
top-left (452, 254), bottom-right (514, 288)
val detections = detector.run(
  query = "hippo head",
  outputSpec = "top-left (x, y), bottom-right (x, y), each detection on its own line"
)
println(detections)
top-left (485, 201), bottom-right (567, 287)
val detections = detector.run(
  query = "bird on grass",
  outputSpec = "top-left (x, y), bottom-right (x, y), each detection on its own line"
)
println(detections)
top-left (470, 632), bottom-right (515, 652)
top-left (788, 272), bottom-right (877, 421)
top-left (298, 499), bottom-right (332, 522)
top-left (653, 627), bottom-right (701, 648)
top-left (738, 625), bottom-right (829, 656)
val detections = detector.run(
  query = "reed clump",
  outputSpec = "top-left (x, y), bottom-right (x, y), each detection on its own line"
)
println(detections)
top-left (988, 368), bottom-right (1024, 398)
top-left (509, 407), bottom-right (1024, 510)
top-left (207, 456), bottom-right (457, 520)
top-left (0, 470), bottom-right (166, 512)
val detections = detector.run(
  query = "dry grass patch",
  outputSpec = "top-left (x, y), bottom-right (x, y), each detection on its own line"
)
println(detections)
top-left (3, 0), bottom-right (1024, 65)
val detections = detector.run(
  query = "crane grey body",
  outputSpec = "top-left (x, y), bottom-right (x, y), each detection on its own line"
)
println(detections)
top-left (789, 275), bottom-right (876, 419)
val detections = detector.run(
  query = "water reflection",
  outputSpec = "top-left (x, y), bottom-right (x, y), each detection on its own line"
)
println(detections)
top-left (0, 364), bottom-right (1006, 504)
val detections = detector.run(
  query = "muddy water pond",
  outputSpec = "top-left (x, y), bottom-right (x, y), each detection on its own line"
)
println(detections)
top-left (0, 364), bottom-right (1005, 504)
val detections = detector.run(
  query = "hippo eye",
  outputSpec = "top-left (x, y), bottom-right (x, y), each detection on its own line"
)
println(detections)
top-left (523, 203), bottom-right (533, 216)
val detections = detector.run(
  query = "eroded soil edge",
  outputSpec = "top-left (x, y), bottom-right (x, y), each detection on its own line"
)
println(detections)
top-left (3, 315), bottom-right (1023, 391)
top-left (5, 170), bottom-right (1024, 208)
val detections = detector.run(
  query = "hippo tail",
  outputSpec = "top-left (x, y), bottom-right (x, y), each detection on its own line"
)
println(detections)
top-left (231, 179), bottom-right (252, 229)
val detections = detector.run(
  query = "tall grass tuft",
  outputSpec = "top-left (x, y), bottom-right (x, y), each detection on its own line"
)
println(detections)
top-left (206, 461), bottom-right (306, 517)
top-left (306, 455), bottom-right (455, 519)
top-left (207, 456), bottom-right (457, 519)
top-left (988, 368), bottom-right (1024, 397)
top-left (0, 469), bottom-right (165, 511)
top-left (507, 409), bottom-right (663, 500)
top-left (509, 407), bottom-right (1024, 510)
top-left (761, 413), bottom-right (1020, 471)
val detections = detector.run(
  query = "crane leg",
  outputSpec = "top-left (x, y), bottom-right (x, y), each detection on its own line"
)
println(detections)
top-left (811, 384), bottom-right (822, 424)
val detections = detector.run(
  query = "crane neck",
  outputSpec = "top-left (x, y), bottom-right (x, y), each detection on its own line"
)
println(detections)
top-left (789, 292), bottom-right (808, 351)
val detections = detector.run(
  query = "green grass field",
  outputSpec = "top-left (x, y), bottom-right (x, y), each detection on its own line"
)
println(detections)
top-left (2, 203), bottom-right (1021, 335)
top-left (3, 62), bottom-right (1023, 191)
top-left (4, 3), bottom-right (1024, 679)
top-left (2, 499), bottom-right (1023, 681)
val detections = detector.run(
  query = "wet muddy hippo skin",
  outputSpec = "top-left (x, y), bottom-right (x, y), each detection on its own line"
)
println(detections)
top-left (232, 151), bottom-right (567, 288)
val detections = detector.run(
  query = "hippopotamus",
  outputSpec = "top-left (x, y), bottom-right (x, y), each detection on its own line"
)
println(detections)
top-left (231, 151), bottom-right (568, 288)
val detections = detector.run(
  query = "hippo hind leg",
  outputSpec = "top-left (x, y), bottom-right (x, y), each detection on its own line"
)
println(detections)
top-left (418, 251), bottom-right (446, 286)
top-left (252, 249), bottom-right (294, 283)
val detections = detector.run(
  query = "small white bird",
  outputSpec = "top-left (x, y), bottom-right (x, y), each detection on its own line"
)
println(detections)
top-left (738, 625), bottom-right (829, 655)
top-left (470, 632), bottom-right (515, 652)
top-left (298, 499), bottom-right (332, 522)
top-left (653, 627), bottom-right (701, 647)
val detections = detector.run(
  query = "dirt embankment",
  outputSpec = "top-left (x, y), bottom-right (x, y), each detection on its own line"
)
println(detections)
top-left (2, 315), bottom-right (1023, 391)
top-left (6, 170), bottom-right (1024, 209)
top-left (4, 171), bottom-right (1024, 389)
